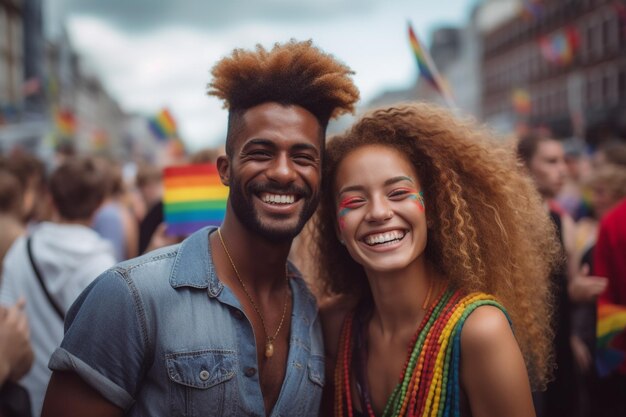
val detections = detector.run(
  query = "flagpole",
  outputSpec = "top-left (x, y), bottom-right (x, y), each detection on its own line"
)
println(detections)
top-left (408, 21), bottom-right (457, 109)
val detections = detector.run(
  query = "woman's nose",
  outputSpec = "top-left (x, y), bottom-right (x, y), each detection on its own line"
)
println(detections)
top-left (364, 196), bottom-right (393, 223)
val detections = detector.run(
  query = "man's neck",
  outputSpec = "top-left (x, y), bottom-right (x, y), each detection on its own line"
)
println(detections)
top-left (214, 217), bottom-right (292, 292)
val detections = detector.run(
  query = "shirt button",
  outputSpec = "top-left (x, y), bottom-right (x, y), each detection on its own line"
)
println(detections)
top-left (199, 370), bottom-right (210, 381)
top-left (244, 367), bottom-right (257, 377)
top-left (232, 309), bottom-right (244, 320)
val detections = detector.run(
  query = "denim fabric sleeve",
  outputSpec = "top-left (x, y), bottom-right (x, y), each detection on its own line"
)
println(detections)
top-left (48, 268), bottom-right (149, 411)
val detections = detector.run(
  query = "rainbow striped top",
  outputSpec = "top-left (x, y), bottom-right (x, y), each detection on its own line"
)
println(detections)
top-left (335, 289), bottom-right (508, 417)
top-left (163, 164), bottom-right (228, 236)
top-left (597, 302), bottom-right (626, 377)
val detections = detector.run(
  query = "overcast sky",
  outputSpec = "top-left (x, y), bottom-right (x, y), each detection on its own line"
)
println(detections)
top-left (47, 0), bottom-right (479, 151)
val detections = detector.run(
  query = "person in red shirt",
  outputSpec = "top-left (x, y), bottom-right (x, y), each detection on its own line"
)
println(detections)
top-left (593, 197), bottom-right (626, 417)
top-left (596, 197), bottom-right (626, 305)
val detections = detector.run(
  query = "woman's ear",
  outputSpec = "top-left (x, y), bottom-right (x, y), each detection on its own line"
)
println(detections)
top-left (334, 219), bottom-right (346, 246)
top-left (217, 155), bottom-right (230, 186)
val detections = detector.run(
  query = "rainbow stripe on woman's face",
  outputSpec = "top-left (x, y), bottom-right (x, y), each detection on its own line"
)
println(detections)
top-left (392, 187), bottom-right (425, 212)
top-left (337, 196), bottom-right (362, 231)
top-left (410, 190), bottom-right (425, 212)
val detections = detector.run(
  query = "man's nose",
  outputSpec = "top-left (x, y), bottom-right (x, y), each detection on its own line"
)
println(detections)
top-left (266, 153), bottom-right (297, 184)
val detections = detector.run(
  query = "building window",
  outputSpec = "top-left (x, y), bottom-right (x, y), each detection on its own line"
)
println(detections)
top-left (604, 70), bottom-right (618, 106)
top-left (587, 72), bottom-right (601, 106)
top-left (618, 69), bottom-right (626, 104)
top-left (592, 18), bottom-right (603, 58)
top-left (602, 14), bottom-right (617, 53)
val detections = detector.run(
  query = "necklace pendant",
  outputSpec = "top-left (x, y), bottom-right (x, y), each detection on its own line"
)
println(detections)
top-left (265, 341), bottom-right (274, 358)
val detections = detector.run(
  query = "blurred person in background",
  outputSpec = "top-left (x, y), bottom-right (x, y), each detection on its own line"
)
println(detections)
top-left (0, 299), bottom-right (34, 417)
top-left (134, 163), bottom-right (163, 218)
top-left (575, 164), bottom-right (626, 266)
top-left (0, 157), bottom-right (116, 417)
top-left (592, 161), bottom-right (626, 417)
top-left (92, 160), bottom-right (139, 262)
top-left (593, 141), bottom-right (626, 168)
top-left (568, 163), bottom-right (626, 417)
top-left (0, 152), bottom-right (47, 228)
top-left (0, 168), bottom-right (25, 273)
top-left (556, 138), bottom-right (592, 220)
top-left (517, 132), bottom-right (608, 417)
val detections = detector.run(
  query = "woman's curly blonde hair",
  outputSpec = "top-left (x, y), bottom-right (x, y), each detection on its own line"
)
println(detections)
top-left (313, 102), bottom-right (559, 389)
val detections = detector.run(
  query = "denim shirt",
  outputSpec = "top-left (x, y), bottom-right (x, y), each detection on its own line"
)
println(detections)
top-left (49, 226), bottom-right (324, 417)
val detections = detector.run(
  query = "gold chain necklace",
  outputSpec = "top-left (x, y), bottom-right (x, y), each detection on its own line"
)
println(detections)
top-left (217, 228), bottom-right (290, 359)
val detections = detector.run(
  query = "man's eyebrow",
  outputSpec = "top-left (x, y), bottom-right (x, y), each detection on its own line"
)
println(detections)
top-left (242, 138), bottom-right (275, 149)
top-left (291, 143), bottom-right (320, 155)
top-left (241, 139), bottom-right (319, 155)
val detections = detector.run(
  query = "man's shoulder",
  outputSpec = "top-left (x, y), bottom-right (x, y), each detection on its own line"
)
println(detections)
top-left (111, 243), bottom-right (181, 280)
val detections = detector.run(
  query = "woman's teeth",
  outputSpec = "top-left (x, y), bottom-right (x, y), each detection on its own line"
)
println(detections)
top-left (364, 230), bottom-right (406, 246)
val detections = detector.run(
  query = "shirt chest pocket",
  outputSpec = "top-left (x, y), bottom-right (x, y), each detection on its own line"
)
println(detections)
top-left (165, 349), bottom-right (238, 417)
top-left (286, 355), bottom-right (325, 417)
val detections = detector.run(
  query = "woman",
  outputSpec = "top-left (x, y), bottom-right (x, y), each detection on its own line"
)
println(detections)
top-left (315, 103), bottom-right (558, 417)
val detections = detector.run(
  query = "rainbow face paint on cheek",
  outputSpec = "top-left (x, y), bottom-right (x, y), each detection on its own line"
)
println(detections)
top-left (337, 196), bottom-right (361, 231)
top-left (405, 189), bottom-right (425, 212)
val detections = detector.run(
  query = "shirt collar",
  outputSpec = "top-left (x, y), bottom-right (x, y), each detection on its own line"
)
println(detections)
top-left (168, 226), bottom-right (318, 318)
top-left (169, 226), bottom-right (223, 296)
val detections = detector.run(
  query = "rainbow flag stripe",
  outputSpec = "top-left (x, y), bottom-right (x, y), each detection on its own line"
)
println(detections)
top-left (597, 302), bottom-right (626, 377)
top-left (163, 164), bottom-right (228, 236)
top-left (408, 23), bottom-right (439, 92)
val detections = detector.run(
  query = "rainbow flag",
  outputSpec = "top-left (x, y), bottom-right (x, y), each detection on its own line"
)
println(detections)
top-left (149, 108), bottom-right (177, 141)
top-left (512, 88), bottom-right (532, 114)
top-left (597, 302), bottom-right (626, 377)
top-left (55, 107), bottom-right (76, 137)
top-left (163, 164), bottom-right (228, 236)
top-left (539, 27), bottom-right (580, 66)
top-left (520, 0), bottom-right (544, 20)
top-left (408, 22), bottom-right (439, 93)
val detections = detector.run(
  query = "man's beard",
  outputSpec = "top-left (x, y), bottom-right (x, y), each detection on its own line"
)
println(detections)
top-left (228, 175), bottom-right (319, 243)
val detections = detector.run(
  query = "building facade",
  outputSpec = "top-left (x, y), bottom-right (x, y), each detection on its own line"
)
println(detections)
top-left (0, 0), bottom-right (23, 117)
top-left (482, 0), bottom-right (626, 143)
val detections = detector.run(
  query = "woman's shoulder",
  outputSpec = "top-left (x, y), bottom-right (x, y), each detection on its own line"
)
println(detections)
top-left (460, 304), bottom-right (513, 358)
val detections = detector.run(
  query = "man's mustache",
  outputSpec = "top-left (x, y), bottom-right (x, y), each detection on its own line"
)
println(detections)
top-left (247, 182), bottom-right (311, 199)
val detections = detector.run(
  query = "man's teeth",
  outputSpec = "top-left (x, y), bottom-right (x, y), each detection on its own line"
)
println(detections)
top-left (261, 193), bottom-right (295, 204)
top-left (364, 230), bottom-right (406, 246)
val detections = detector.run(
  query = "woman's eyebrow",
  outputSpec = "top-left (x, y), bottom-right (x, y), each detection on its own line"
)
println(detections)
top-left (384, 176), bottom-right (414, 186)
top-left (337, 184), bottom-right (364, 196)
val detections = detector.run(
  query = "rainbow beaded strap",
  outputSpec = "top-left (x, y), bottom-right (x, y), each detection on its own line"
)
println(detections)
top-left (334, 289), bottom-right (510, 417)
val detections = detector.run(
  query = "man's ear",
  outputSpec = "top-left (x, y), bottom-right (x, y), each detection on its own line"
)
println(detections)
top-left (217, 155), bottom-right (230, 186)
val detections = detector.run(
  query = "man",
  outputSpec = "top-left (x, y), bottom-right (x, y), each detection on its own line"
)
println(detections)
top-left (42, 40), bottom-right (359, 417)
top-left (0, 157), bottom-right (116, 416)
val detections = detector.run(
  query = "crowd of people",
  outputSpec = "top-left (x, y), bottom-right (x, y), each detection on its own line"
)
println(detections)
top-left (0, 39), bottom-right (624, 417)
